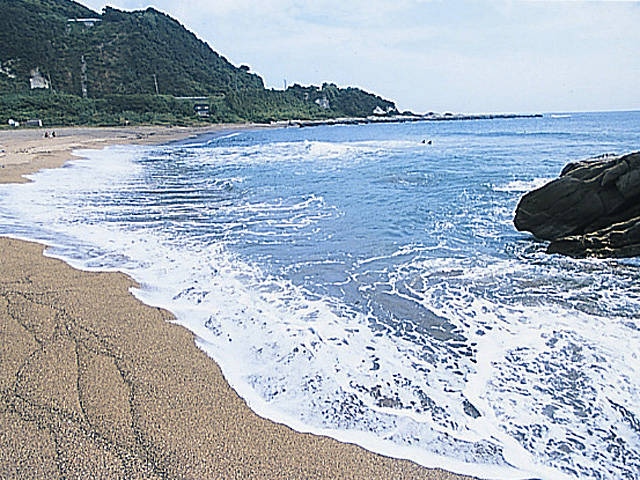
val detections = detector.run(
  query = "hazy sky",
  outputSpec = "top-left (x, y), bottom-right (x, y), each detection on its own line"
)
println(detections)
top-left (76, 0), bottom-right (640, 114)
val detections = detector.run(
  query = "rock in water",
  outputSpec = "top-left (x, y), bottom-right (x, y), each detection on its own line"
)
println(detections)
top-left (514, 152), bottom-right (640, 258)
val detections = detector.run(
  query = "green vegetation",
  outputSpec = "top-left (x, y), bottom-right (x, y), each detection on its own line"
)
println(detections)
top-left (0, 0), bottom-right (399, 127)
top-left (0, 92), bottom-right (199, 126)
top-left (287, 83), bottom-right (396, 118)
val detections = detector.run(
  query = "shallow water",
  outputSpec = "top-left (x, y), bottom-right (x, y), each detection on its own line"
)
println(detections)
top-left (1, 111), bottom-right (639, 479)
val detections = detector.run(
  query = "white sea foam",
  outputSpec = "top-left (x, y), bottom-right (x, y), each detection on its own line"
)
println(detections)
top-left (492, 178), bottom-right (553, 193)
top-left (1, 126), bottom-right (639, 480)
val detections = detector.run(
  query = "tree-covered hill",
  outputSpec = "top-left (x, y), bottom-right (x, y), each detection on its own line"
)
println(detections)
top-left (0, 0), bottom-right (399, 126)
top-left (0, 0), bottom-right (262, 97)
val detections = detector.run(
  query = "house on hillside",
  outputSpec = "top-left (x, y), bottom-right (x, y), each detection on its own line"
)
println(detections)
top-left (315, 97), bottom-right (330, 109)
top-left (373, 105), bottom-right (396, 116)
top-left (67, 18), bottom-right (102, 28)
top-left (194, 104), bottom-right (210, 117)
top-left (29, 69), bottom-right (49, 89)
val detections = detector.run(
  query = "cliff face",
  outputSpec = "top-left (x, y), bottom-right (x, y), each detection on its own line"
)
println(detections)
top-left (514, 152), bottom-right (640, 258)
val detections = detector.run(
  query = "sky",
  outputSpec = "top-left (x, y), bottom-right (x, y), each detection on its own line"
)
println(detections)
top-left (75, 0), bottom-right (640, 114)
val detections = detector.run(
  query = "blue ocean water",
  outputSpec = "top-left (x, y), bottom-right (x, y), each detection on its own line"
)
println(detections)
top-left (1, 111), bottom-right (639, 479)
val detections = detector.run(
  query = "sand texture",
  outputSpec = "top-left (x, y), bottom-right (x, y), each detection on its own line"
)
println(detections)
top-left (0, 127), bottom-right (474, 479)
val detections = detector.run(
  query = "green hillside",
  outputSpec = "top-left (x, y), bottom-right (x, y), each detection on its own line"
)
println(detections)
top-left (0, 0), bottom-right (398, 126)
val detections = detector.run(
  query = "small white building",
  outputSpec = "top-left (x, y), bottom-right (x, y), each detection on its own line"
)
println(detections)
top-left (315, 97), bottom-right (330, 109)
top-left (67, 18), bottom-right (102, 27)
top-left (373, 105), bottom-right (396, 116)
top-left (193, 104), bottom-right (210, 117)
top-left (29, 69), bottom-right (49, 89)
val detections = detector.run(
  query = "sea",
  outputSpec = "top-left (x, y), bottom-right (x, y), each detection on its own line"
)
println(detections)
top-left (1, 111), bottom-right (639, 480)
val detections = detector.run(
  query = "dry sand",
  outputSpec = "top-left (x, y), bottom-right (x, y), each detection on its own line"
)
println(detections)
top-left (0, 126), bottom-right (475, 479)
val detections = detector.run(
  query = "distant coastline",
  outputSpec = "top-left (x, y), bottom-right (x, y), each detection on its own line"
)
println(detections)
top-left (277, 112), bottom-right (543, 128)
top-left (0, 111), bottom-right (543, 133)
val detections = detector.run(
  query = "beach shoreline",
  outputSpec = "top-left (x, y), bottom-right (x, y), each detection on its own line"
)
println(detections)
top-left (0, 125), bottom-right (474, 479)
top-left (0, 124), bottom-right (262, 184)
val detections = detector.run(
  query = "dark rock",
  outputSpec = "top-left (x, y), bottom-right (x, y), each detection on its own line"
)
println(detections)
top-left (547, 216), bottom-right (640, 258)
top-left (514, 152), bottom-right (640, 258)
top-left (462, 398), bottom-right (481, 418)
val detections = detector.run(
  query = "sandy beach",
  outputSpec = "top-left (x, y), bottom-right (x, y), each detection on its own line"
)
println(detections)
top-left (0, 126), bottom-right (474, 479)
top-left (0, 125), bottom-right (258, 184)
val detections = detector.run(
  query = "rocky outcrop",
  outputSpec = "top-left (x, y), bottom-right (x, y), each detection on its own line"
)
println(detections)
top-left (514, 152), bottom-right (640, 258)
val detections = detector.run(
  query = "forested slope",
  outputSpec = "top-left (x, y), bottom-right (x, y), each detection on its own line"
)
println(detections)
top-left (0, 0), bottom-right (398, 126)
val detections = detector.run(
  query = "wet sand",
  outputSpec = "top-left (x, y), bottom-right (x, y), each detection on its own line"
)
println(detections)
top-left (0, 126), bottom-right (474, 479)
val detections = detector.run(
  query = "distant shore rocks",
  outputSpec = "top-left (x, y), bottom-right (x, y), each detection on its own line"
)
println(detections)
top-left (277, 112), bottom-right (542, 129)
top-left (514, 151), bottom-right (640, 258)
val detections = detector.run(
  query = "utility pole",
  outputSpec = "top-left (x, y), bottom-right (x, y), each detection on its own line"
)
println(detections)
top-left (80, 55), bottom-right (88, 98)
top-left (153, 74), bottom-right (159, 95)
